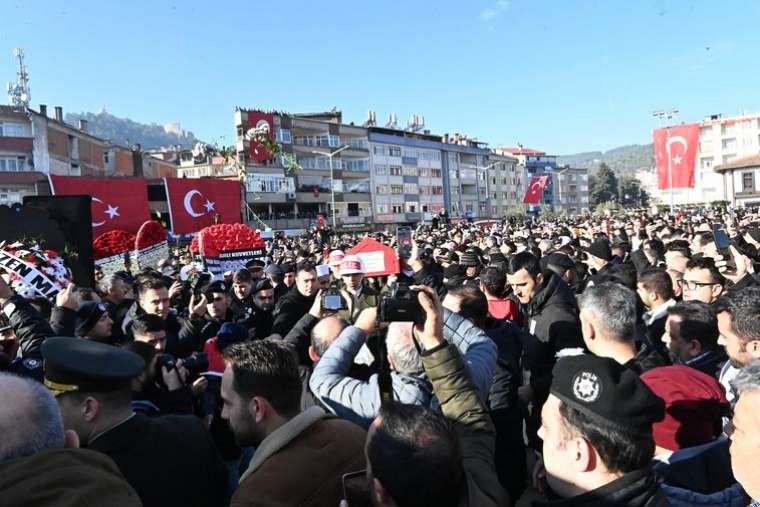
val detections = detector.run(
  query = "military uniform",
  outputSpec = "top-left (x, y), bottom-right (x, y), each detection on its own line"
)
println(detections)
top-left (42, 337), bottom-right (228, 507)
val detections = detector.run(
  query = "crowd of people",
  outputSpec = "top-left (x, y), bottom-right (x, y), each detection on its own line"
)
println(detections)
top-left (2, 207), bottom-right (760, 507)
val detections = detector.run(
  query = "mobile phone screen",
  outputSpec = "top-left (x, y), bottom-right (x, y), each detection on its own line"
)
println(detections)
top-left (397, 226), bottom-right (412, 258)
top-left (712, 226), bottom-right (731, 250)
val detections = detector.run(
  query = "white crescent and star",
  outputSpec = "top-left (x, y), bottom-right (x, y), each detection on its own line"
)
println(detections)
top-left (91, 197), bottom-right (120, 227)
top-left (183, 190), bottom-right (215, 218)
top-left (666, 136), bottom-right (688, 166)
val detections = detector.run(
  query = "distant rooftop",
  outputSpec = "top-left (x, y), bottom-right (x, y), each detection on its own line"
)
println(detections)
top-left (497, 147), bottom-right (546, 156)
top-left (714, 154), bottom-right (760, 172)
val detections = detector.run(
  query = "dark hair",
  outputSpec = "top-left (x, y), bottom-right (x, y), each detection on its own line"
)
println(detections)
top-left (480, 266), bottom-right (507, 298)
top-left (667, 240), bottom-right (691, 254)
top-left (685, 257), bottom-right (726, 286)
top-left (296, 261), bottom-right (316, 275)
top-left (131, 313), bottom-right (165, 337)
top-left (367, 401), bottom-right (463, 507)
top-left (715, 287), bottom-right (760, 344)
top-left (559, 401), bottom-right (654, 474)
top-left (136, 276), bottom-right (169, 298)
top-left (233, 268), bottom-right (252, 283)
top-left (638, 268), bottom-right (674, 301)
top-left (507, 251), bottom-right (541, 278)
top-left (694, 231), bottom-right (714, 247)
top-left (667, 301), bottom-right (719, 350)
top-left (222, 340), bottom-right (301, 418)
top-left (447, 285), bottom-right (488, 328)
top-left (253, 279), bottom-right (274, 293)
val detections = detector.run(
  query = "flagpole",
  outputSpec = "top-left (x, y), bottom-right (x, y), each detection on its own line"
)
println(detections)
top-left (652, 108), bottom-right (679, 215)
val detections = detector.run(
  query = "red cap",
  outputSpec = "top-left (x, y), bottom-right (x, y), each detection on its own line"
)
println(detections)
top-left (641, 365), bottom-right (730, 451)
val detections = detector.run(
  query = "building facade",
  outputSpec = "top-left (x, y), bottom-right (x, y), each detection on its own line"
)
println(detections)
top-left (497, 147), bottom-right (558, 211)
top-left (714, 154), bottom-right (760, 207)
top-left (551, 166), bottom-right (590, 215)
top-left (484, 151), bottom-right (525, 216)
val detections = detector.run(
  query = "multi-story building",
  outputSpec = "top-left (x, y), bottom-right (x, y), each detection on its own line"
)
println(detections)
top-left (551, 166), bottom-right (590, 215)
top-left (234, 109), bottom-right (372, 232)
top-left (440, 134), bottom-right (492, 218)
top-left (645, 111), bottom-right (760, 205)
top-left (368, 128), bottom-right (445, 226)
top-left (497, 147), bottom-right (559, 211)
top-left (484, 151), bottom-right (525, 216)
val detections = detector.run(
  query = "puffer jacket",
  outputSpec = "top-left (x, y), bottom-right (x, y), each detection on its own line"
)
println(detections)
top-left (653, 437), bottom-right (748, 507)
top-left (310, 308), bottom-right (497, 428)
top-left (3, 295), bottom-right (53, 380)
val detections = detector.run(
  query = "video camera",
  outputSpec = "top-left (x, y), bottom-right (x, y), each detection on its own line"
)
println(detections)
top-left (322, 285), bottom-right (347, 312)
top-left (379, 282), bottom-right (424, 324)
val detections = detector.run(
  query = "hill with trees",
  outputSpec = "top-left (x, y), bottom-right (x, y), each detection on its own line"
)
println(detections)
top-left (557, 144), bottom-right (653, 176)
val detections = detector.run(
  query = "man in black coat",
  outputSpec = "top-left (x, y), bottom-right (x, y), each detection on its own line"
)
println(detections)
top-left (506, 251), bottom-right (584, 451)
top-left (43, 337), bottom-right (227, 507)
top-left (271, 262), bottom-right (318, 337)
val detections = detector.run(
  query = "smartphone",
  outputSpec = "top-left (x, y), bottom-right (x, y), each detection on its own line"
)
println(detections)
top-left (397, 226), bottom-right (413, 258)
top-left (341, 470), bottom-right (371, 507)
top-left (711, 225), bottom-right (736, 272)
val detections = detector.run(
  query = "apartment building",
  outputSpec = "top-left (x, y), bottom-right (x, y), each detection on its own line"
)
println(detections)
top-left (552, 166), bottom-right (590, 215)
top-left (368, 127), bottom-right (445, 225)
top-left (714, 154), bottom-right (760, 207)
top-left (485, 151), bottom-right (525, 216)
top-left (233, 109), bottom-right (372, 232)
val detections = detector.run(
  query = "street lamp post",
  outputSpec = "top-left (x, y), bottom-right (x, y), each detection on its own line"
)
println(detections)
top-left (652, 108), bottom-right (679, 214)
top-left (312, 144), bottom-right (350, 229)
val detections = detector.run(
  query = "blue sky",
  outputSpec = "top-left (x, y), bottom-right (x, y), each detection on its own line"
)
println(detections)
top-left (1, 0), bottom-right (759, 154)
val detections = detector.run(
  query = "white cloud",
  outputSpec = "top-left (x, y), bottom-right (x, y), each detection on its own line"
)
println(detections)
top-left (480, 7), bottom-right (497, 20)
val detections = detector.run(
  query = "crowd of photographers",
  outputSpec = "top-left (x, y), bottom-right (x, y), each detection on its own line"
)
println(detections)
top-left (2, 208), bottom-right (760, 507)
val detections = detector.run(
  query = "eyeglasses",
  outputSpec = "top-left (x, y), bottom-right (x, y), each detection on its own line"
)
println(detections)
top-left (677, 279), bottom-right (720, 291)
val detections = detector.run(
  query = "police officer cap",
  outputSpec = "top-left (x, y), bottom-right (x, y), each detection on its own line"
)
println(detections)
top-left (246, 259), bottom-right (265, 270)
top-left (545, 252), bottom-right (576, 271)
top-left (42, 337), bottom-right (145, 397)
top-left (265, 263), bottom-right (284, 276)
top-left (203, 280), bottom-right (228, 298)
top-left (281, 262), bottom-right (296, 274)
top-left (551, 354), bottom-right (664, 434)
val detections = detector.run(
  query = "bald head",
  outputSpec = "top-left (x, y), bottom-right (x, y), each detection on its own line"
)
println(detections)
top-left (0, 372), bottom-right (66, 463)
top-left (310, 316), bottom-right (349, 360)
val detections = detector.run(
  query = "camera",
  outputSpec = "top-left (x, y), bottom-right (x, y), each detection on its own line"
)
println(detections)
top-left (157, 353), bottom-right (177, 372)
top-left (182, 352), bottom-right (209, 374)
top-left (189, 272), bottom-right (212, 297)
top-left (379, 283), bottom-right (423, 323)
top-left (322, 285), bottom-right (347, 311)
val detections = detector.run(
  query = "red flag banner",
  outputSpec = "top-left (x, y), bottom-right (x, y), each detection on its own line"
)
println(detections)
top-left (653, 123), bottom-right (699, 189)
top-left (164, 178), bottom-right (241, 234)
top-left (523, 176), bottom-right (549, 204)
top-left (48, 175), bottom-right (149, 234)
top-left (247, 111), bottom-right (275, 162)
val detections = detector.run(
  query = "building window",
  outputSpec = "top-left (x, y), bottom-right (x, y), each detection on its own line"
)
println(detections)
top-left (419, 167), bottom-right (430, 177)
top-left (701, 157), bottom-right (713, 169)
top-left (402, 148), bottom-right (417, 158)
top-left (432, 186), bottom-right (442, 195)
top-left (389, 165), bottom-right (402, 176)
top-left (375, 164), bottom-right (388, 175)
top-left (0, 156), bottom-right (27, 172)
top-left (403, 183), bottom-right (418, 194)
top-left (0, 121), bottom-right (30, 137)
top-left (405, 202), bottom-right (418, 213)
top-left (402, 166), bottom-right (418, 177)
top-left (373, 145), bottom-right (386, 156)
top-left (278, 129), bottom-right (292, 143)
top-left (390, 185), bottom-right (403, 194)
top-left (431, 169), bottom-right (441, 178)
top-left (376, 185), bottom-right (389, 194)
top-left (376, 204), bottom-right (390, 214)
top-left (388, 147), bottom-right (402, 157)
top-left (742, 172), bottom-right (755, 192)
top-left (391, 204), bottom-right (403, 214)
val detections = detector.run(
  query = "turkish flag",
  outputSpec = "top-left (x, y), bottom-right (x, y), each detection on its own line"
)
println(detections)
top-left (653, 123), bottom-right (699, 189)
top-left (247, 111), bottom-right (275, 162)
top-left (523, 176), bottom-right (549, 204)
top-left (48, 175), bottom-right (149, 234)
top-left (164, 178), bottom-right (241, 233)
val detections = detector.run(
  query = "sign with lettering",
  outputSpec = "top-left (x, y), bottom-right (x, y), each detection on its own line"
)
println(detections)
top-left (0, 249), bottom-right (62, 300)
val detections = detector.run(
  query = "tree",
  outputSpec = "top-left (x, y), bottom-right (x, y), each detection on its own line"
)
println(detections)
top-left (618, 175), bottom-right (645, 207)
top-left (589, 163), bottom-right (618, 206)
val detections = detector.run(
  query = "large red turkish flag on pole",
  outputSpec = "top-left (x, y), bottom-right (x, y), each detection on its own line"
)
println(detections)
top-left (653, 123), bottom-right (699, 189)
top-left (523, 176), bottom-right (549, 204)
top-left (164, 178), bottom-right (242, 234)
top-left (48, 175), bottom-right (149, 234)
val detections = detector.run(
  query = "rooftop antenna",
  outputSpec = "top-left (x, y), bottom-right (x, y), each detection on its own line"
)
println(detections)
top-left (7, 48), bottom-right (31, 107)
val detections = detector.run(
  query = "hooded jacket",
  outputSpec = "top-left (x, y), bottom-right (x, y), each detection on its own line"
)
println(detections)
top-left (309, 308), bottom-right (497, 428)
top-left (0, 448), bottom-right (141, 507)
